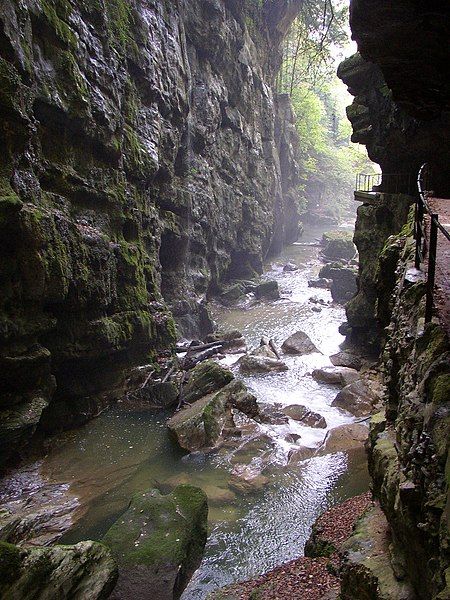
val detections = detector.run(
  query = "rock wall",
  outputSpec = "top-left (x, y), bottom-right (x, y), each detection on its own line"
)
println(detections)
top-left (368, 234), bottom-right (450, 599)
top-left (0, 0), bottom-right (302, 469)
top-left (338, 1), bottom-right (450, 597)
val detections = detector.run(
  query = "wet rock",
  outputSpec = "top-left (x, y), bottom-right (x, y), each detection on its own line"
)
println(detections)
top-left (183, 361), bottom-right (234, 404)
top-left (312, 366), bottom-right (360, 387)
top-left (321, 232), bottom-right (356, 261)
top-left (103, 485), bottom-right (207, 600)
top-left (308, 277), bottom-right (332, 289)
top-left (282, 331), bottom-right (320, 355)
top-left (311, 306), bottom-right (322, 313)
top-left (283, 262), bottom-right (298, 272)
top-left (332, 380), bottom-right (377, 417)
top-left (258, 403), bottom-right (289, 425)
top-left (228, 465), bottom-right (269, 494)
top-left (330, 351), bottom-right (363, 371)
top-left (255, 280), bottom-right (280, 300)
top-left (318, 424), bottom-right (368, 454)
top-left (0, 540), bottom-right (117, 599)
top-left (202, 485), bottom-right (236, 506)
top-left (167, 380), bottom-right (258, 452)
top-left (340, 503), bottom-right (415, 600)
top-left (205, 330), bottom-right (247, 354)
top-left (282, 405), bottom-right (326, 428)
top-left (136, 381), bottom-right (179, 408)
top-left (238, 355), bottom-right (288, 374)
top-left (327, 267), bottom-right (358, 303)
top-left (287, 446), bottom-right (316, 464)
top-left (219, 283), bottom-right (246, 306)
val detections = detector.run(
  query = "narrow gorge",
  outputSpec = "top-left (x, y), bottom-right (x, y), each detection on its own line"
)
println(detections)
top-left (0, 1), bottom-right (449, 599)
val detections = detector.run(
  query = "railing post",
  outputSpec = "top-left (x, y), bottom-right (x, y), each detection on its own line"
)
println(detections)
top-left (415, 196), bottom-right (424, 269)
top-left (425, 214), bottom-right (438, 323)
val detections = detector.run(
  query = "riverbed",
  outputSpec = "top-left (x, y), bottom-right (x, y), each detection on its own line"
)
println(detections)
top-left (0, 225), bottom-right (369, 599)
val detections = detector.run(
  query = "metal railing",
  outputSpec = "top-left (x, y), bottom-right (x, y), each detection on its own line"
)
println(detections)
top-left (355, 173), bottom-right (382, 192)
top-left (415, 163), bottom-right (450, 322)
top-left (356, 172), bottom-right (414, 194)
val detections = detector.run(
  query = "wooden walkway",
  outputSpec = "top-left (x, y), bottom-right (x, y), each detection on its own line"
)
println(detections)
top-left (426, 197), bottom-right (450, 333)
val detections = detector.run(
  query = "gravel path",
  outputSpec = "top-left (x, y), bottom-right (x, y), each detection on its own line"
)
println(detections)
top-left (212, 492), bottom-right (373, 600)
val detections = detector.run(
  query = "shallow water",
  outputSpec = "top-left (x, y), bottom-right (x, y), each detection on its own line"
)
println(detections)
top-left (0, 224), bottom-right (369, 598)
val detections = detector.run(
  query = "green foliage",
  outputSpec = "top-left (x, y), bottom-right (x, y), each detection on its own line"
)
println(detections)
top-left (278, 0), bottom-right (376, 220)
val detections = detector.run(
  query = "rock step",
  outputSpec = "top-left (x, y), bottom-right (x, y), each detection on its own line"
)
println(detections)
top-left (340, 502), bottom-right (415, 600)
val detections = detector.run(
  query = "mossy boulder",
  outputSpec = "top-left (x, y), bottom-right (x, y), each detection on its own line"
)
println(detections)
top-left (183, 361), bottom-right (234, 405)
top-left (321, 231), bottom-right (356, 261)
top-left (255, 280), bottom-right (280, 300)
top-left (103, 485), bottom-right (207, 600)
top-left (0, 540), bottom-right (118, 599)
top-left (167, 380), bottom-right (258, 452)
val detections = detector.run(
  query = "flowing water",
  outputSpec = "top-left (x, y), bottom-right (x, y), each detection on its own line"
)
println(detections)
top-left (0, 224), bottom-right (369, 599)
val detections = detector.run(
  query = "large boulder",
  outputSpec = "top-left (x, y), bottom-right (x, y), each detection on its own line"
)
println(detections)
top-left (332, 380), bottom-right (378, 417)
top-left (167, 380), bottom-right (258, 452)
top-left (312, 366), bottom-right (360, 387)
top-left (282, 405), bottom-right (326, 428)
top-left (103, 485), bottom-right (207, 600)
top-left (0, 540), bottom-right (117, 599)
top-left (330, 351), bottom-right (363, 371)
top-left (183, 361), bottom-right (234, 404)
top-left (282, 331), bottom-right (320, 355)
top-left (321, 232), bottom-right (356, 261)
top-left (255, 280), bottom-right (280, 300)
top-left (329, 267), bottom-right (358, 303)
top-left (238, 355), bottom-right (288, 374)
top-left (318, 424), bottom-right (369, 454)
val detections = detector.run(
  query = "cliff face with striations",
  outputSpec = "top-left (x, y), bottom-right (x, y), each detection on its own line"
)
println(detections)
top-left (0, 0), bottom-right (302, 469)
top-left (338, 1), bottom-right (450, 598)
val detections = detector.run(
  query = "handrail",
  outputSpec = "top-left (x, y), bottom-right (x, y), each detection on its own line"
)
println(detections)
top-left (417, 163), bottom-right (450, 242)
top-left (415, 162), bottom-right (450, 322)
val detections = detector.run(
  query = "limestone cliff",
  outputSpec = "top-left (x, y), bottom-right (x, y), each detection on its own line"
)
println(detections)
top-left (0, 0), bottom-right (302, 469)
top-left (338, 1), bottom-right (450, 597)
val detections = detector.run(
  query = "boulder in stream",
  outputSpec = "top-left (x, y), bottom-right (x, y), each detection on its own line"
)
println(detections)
top-left (308, 277), bottom-right (332, 289)
top-left (321, 231), bottom-right (356, 261)
top-left (312, 366), bottom-right (360, 387)
top-left (183, 360), bottom-right (234, 404)
top-left (317, 424), bottom-right (368, 455)
top-left (331, 380), bottom-right (378, 417)
top-left (282, 331), bottom-right (320, 355)
top-left (255, 280), bottom-right (280, 300)
top-left (228, 464), bottom-right (269, 494)
top-left (329, 351), bottom-right (363, 371)
top-left (282, 405), bottom-right (327, 428)
top-left (238, 354), bottom-right (288, 374)
top-left (0, 540), bottom-right (118, 599)
top-left (167, 380), bottom-right (258, 452)
top-left (283, 262), bottom-right (298, 272)
top-left (103, 485), bottom-right (207, 600)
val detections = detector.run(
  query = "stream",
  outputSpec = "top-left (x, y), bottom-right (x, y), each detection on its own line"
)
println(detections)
top-left (0, 225), bottom-right (369, 599)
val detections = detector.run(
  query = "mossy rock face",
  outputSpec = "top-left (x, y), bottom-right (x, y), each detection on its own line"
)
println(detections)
top-left (0, 540), bottom-right (118, 600)
top-left (103, 485), bottom-right (208, 600)
top-left (168, 379), bottom-right (258, 451)
top-left (0, 0), bottom-right (302, 463)
top-left (183, 361), bottom-right (234, 405)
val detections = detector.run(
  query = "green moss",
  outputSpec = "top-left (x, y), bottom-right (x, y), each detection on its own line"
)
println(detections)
top-left (417, 324), bottom-right (448, 371)
top-left (41, 0), bottom-right (77, 49)
top-left (105, 0), bottom-right (139, 55)
top-left (0, 542), bottom-right (21, 587)
top-left (430, 374), bottom-right (450, 405)
top-left (103, 485), bottom-right (207, 568)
